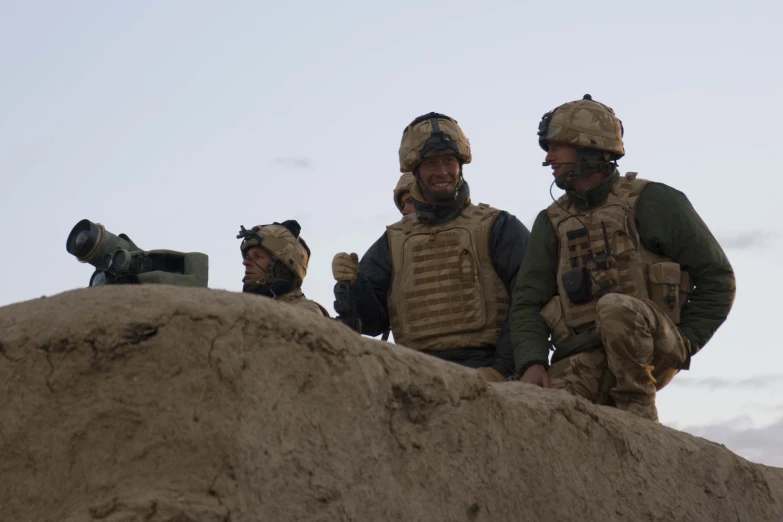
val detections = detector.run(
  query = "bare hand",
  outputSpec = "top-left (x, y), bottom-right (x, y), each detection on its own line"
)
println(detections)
top-left (521, 365), bottom-right (551, 388)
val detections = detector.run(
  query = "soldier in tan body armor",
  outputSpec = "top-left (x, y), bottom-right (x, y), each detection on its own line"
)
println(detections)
top-left (332, 112), bottom-right (531, 381)
top-left (509, 95), bottom-right (736, 421)
top-left (393, 172), bottom-right (416, 217)
top-left (238, 220), bottom-right (330, 317)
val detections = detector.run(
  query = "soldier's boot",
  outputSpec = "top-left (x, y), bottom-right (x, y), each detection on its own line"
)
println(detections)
top-left (549, 349), bottom-right (611, 404)
top-left (613, 393), bottom-right (659, 422)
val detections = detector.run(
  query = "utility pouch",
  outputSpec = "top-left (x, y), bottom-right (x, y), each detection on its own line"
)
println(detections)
top-left (591, 220), bottom-right (620, 298)
top-left (563, 227), bottom-right (596, 305)
top-left (648, 260), bottom-right (682, 324)
top-left (562, 266), bottom-right (593, 304)
top-left (593, 254), bottom-right (620, 298)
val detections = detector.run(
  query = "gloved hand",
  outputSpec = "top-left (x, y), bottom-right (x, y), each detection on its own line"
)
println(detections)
top-left (332, 252), bottom-right (359, 284)
top-left (476, 367), bottom-right (504, 383)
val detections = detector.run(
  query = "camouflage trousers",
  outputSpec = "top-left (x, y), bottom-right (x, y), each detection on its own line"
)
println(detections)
top-left (549, 293), bottom-right (689, 422)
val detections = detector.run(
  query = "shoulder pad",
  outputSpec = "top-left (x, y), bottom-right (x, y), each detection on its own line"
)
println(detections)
top-left (386, 212), bottom-right (418, 234)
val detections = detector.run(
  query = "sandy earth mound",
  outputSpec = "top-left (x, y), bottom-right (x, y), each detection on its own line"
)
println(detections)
top-left (1, 285), bottom-right (781, 522)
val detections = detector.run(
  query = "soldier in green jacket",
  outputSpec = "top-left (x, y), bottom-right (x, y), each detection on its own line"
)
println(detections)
top-left (509, 94), bottom-right (736, 421)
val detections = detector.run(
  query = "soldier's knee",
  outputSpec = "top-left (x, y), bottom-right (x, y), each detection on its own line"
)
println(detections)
top-left (595, 293), bottom-right (636, 323)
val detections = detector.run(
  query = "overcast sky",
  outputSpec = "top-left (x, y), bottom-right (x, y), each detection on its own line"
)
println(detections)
top-left (2, 1), bottom-right (782, 468)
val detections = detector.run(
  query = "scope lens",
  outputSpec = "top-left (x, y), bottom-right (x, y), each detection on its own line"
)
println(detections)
top-left (75, 230), bottom-right (90, 250)
top-left (113, 250), bottom-right (128, 271)
top-left (103, 253), bottom-right (114, 270)
top-left (66, 219), bottom-right (100, 258)
top-left (89, 271), bottom-right (107, 287)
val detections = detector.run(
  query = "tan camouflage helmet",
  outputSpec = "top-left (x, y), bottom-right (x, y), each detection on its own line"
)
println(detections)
top-left (238, 220), bottom-right (310, 283)
top-left (398, 112), bottom-right (472, 173)
top-left (393, 172), bottom-right (416, 210)
top-left (537, 94), bottom-right (625, 159)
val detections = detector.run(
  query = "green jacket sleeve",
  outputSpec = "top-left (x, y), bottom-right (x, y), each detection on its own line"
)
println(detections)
top-left (635, 182), bottom-right (736, 362)
top-left (509, 209), bottom-right (559, 375)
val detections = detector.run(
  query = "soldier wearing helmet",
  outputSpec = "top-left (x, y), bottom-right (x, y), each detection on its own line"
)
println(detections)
top-left (332, 112), bottom-right (531, 382)
top-left (393, 172), bottom-right (416, 216)
top-left (238, 220), bottom-right (330, 317)
top-left (509, 94), bottom-right (736, 421)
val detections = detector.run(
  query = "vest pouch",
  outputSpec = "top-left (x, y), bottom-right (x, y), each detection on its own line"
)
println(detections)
top-left (562, 266), bottom-right (592, 304)
top-left (648, 260), bottom-right (682, 324)
top-left (591, 253), bottom-right (621, 299)
top-left (540, 296), bottom-right (570, 345)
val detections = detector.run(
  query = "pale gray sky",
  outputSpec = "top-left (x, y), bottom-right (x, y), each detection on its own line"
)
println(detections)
top-left (2, 1), bottom-right (782, 467)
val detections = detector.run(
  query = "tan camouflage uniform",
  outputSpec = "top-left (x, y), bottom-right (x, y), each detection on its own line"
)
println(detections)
top-left (519, 94), bottom-right (714, 422)
top-left (549, 294), bottom-right (689, 421)
top-left (277, 288), bottom-right (331, 317)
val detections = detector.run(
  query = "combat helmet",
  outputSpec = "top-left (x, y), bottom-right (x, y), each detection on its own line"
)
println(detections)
top-left (398, 112), bottom-right (472, 173)
top-left (537, 94), bottom-right (625, 160)
top-left (393, 172), bottom-right (416, 211)
top-left (237, 220), bottom-right (310, 295)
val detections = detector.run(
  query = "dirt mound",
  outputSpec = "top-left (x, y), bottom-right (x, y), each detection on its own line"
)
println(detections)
top-left (1, 285), bottom-right (781, 522)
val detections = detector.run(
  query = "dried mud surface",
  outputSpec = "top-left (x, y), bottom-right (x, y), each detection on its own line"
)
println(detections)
top-left (1, 285), bottom-right (782, 522)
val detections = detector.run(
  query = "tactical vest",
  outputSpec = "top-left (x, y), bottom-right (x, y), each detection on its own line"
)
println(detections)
top-left (544, 173), bottom-right (692, 341)
top-left (386, 202), bottom-right (509, 351)
top-left (277, 288), bottom-right (330, 317)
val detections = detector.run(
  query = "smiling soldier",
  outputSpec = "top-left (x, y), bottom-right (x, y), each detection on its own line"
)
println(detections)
top-left (331, 112), bottom-right (530, 381)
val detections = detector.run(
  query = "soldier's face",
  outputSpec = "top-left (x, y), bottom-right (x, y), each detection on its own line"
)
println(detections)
top-left (399, 192), bottom-right (415, 216)
top-left (418, 154), bottom-right (460, 196)
top-left (545, 142), bottom-right (578, 181)
top-left (243, 246), bottom-right (271, 281)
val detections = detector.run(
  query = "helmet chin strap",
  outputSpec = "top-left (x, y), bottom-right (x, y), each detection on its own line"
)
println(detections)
top-left (542, 146), bottom-right (615, 190)
top-left (243, 256), bottom-right (268, 283)
top-left (242, 257), bottom-right (276, 296)
top-left (542, 161), bottom-right (582, 190)
top-left (242, 257), bottom-right (297, 298)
